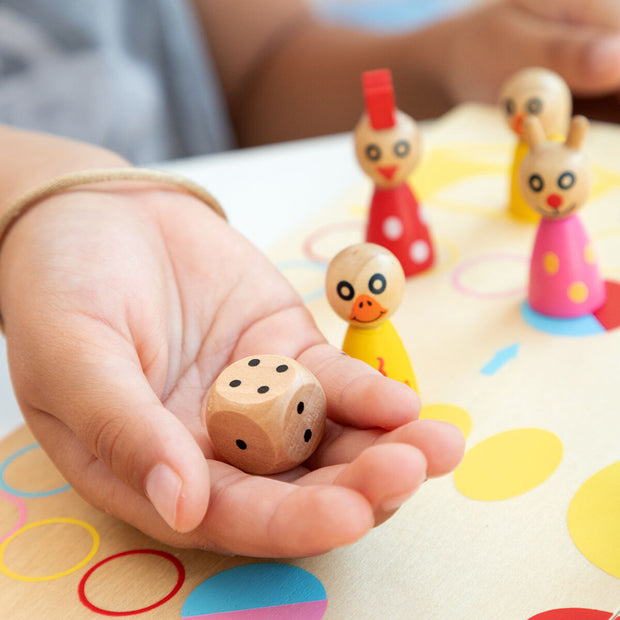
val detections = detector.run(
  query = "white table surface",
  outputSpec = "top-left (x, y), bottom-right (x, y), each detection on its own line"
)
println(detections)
top-left (159, 132), bottom-right (360, 250)
top-left (0, 131), bottom-right (362, 439)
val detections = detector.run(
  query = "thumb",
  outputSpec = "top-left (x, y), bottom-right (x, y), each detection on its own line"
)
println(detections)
top-left (12, 335), bottom-right (210, 533)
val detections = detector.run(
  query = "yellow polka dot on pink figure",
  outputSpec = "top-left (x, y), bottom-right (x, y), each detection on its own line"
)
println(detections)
top-left (568, 281), bottom-right (589, 304)
top-left (543, 252), bottom-right (559, 275)
top-left (568, 461), bottom-right (620, 579)
top-left (454, 428), bottom-right (563, 501)
top-left (529, 214), bottom-right (605, 317)
top-left (522, 116), bottom-right (606, 318)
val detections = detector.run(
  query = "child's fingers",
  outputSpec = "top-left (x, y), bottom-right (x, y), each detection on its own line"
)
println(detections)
top-left (374, 419), bottom-right (465, 477)
top-left (193, 460), bottom-right (375, 557)
top-left (30, 416), bottom-right (425, 556)
top-left (298, 343), bottom-right (421, 430)
top-left (296, 443), bottom-right (428, 520)
top-left (33, 419), bottom-right (375, 557)
top-left (309, 418), bottom-right (464, 478)
top-left (18, 330), bottom-right (210, 534)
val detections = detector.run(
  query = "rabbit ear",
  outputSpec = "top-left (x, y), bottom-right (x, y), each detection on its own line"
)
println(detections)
top-left (523, 115), bottom-right (546, 149)
top-left (565, 115), bottom-right (589, 150)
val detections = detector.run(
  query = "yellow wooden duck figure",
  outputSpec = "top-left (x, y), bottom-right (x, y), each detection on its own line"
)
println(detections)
top-left (500, 67), bottom-right (572, 223)
top-left (326, 242), bottom-right (418, 392)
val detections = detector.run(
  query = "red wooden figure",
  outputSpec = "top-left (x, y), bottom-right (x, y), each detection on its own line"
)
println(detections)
top-left (354, 69), bottom-right (435, 277)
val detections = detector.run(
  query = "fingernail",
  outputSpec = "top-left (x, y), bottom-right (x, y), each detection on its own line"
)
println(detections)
top-left (380, 490), bottom-right (416, 513)
top-left (380, 475), bottom-right (428, 512)
top-left (145, 464), bottom-right (182, 530)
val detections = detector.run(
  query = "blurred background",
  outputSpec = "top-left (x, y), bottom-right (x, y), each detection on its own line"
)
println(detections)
top-left (311, 0), bottom-right (474, 32)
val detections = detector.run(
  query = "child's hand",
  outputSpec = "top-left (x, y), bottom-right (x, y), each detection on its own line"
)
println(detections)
top-left (0, 186), bottom-right (464, 557)
top-left (443, 0), bottom-right (620, 105)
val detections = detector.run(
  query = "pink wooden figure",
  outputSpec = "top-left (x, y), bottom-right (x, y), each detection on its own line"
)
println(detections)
top-left (354, 69), bottom-right (435, 277)
top-left (519, 115), bottom-right (606, 318)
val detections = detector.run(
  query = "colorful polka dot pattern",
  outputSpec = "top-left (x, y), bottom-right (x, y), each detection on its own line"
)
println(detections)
top-left (543, 251), bottom-right (559, 275)
top-left (529, 215), bottom-right (606, 317)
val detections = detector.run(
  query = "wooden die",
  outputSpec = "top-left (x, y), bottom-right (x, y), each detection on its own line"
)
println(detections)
top-left (204, 355), bottom-right (327, 475)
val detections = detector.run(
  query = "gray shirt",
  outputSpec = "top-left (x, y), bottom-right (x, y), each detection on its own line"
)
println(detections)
top-left (0, 0), bottom-right (235, 163)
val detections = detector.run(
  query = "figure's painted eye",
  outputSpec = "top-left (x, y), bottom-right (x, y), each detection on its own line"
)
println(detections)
top-left (365, 144), bottom-right (381, 161)
top-left (393, 140), bottom-right (410, 158)
top-left (504, 98), bottom-right (515, 115)
top-left (368, 273), bottom-right (387, 295)
top-left (337, 280), bottom-right (354, 301)
top-left (558, 171), bottom-right (575, 190)
top-left (529, 174), bottom-right (544, 192)
top-left (526, 97), bottom-right (543, 114)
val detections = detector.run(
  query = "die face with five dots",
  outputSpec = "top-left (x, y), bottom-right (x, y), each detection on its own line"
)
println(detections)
top-left (204, 355), bottom-right (327, 475)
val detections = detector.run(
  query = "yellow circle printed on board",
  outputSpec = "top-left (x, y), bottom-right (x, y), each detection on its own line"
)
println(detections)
top-left (454, 428), bottom-right (563, 501)
top-left (567, 461), bottom-right (620, 579)
top-left (0, 518), bottom-right (99, 582)
top-left (420, 404), bottom-right (472, 439)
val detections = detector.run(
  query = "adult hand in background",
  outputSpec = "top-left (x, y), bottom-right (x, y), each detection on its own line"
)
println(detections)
top-left (443, 0), bottom-right (620, 105)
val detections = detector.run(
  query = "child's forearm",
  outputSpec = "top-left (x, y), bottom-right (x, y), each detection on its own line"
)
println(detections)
top-left (0, 124), bottom-right (128, 216)
top-left (230, 21), bottom-right (457, 146)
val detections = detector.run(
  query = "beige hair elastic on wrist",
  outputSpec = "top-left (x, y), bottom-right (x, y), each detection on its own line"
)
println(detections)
top-left (0, 167), bottom-right (226, 333)
top-left (0, 167), bottom-right (227, 252)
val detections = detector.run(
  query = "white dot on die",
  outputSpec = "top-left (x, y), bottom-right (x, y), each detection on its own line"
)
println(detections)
top-left (410, 240), bottom-right (430, 263)
top-left (382, 216), bottom-right (403, 240)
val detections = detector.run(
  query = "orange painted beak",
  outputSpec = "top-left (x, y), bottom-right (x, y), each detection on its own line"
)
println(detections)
top-left (349, 294), bottom-right (387, 323)
top-left (510, 113), bottom-right (526, 136)
top-left (377, 165), bottom-right (398, 181)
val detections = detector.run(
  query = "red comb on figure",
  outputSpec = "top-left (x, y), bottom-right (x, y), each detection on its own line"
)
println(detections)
top-left (362, 69), bottom-right (396, 130)
top-left (356, 69), bottom-right (435, 278)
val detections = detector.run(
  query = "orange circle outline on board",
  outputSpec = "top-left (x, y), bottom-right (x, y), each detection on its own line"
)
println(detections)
top-left (0, 517), bottom-right (99, 582)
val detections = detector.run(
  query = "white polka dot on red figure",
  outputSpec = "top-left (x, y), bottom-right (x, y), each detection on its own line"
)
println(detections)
top-left (410, 240), bottom-right (430, 264)
top-left (382, 216), bottom-right (403, 240)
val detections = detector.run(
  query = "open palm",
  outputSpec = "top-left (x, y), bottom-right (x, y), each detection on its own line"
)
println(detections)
top-left (0, 186), bottom-right (464, 557)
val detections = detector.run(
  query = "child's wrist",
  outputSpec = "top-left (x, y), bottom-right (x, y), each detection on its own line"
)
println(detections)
top-left (0, 167), bottom-right (226, 332)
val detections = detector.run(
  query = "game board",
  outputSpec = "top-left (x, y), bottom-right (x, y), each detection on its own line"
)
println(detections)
top-left (1, 104), bottom-right (620, 619)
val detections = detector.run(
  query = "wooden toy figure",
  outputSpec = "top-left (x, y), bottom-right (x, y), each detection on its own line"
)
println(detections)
top-left (500, 67), bottom-right (572, 223)
top-left (326, 242), bottom-right (418, 391)
top-left (354, 69), bottom-right (434, 277)
top-left (204, 355), bottom-right (326, 475)
top-left (519, 115), bottom-right (606, 318)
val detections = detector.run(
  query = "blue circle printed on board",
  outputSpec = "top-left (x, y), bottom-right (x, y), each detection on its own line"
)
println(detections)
top-left (181, 562), bottom-right (327, 619)
top-left (0, 444), bottom-right (71, 498)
